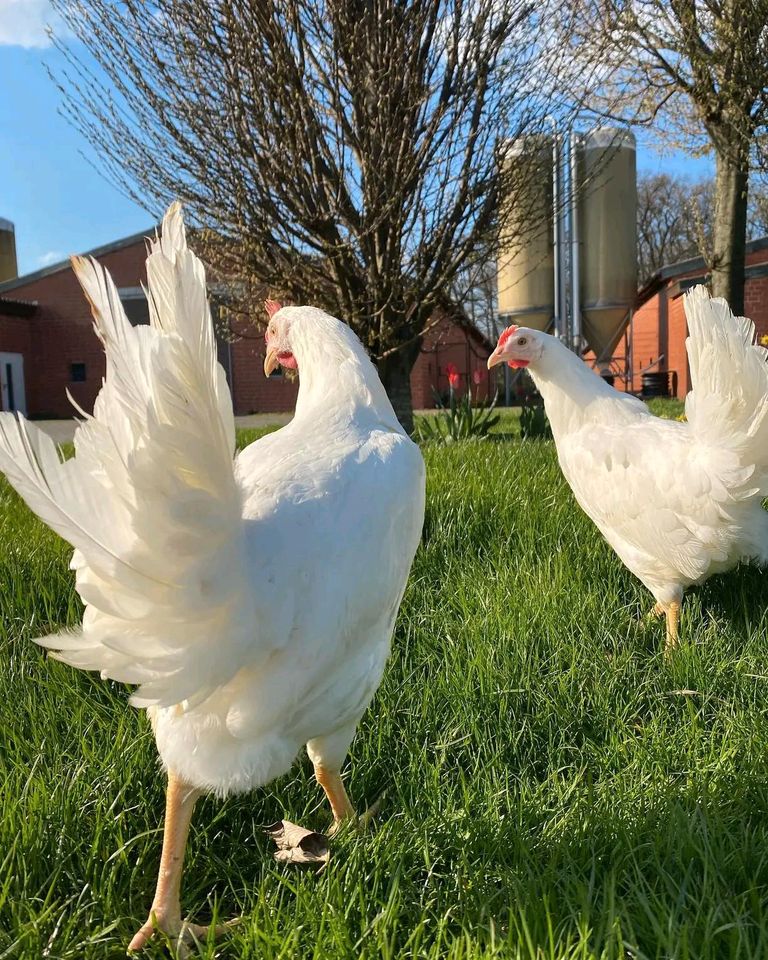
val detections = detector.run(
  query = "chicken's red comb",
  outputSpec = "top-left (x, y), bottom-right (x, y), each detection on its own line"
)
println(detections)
top-left (497, 325), bottom-right (518, 347)
top-left (265, 299), bottom-right (282, 318)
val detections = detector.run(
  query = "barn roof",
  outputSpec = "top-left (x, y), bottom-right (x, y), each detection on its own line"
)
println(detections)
top-left (638, 234), bottom-right (768, 307)
top-left (0, 227), bottom-right (154, 295)
top-left (0, 296), bottom-right (37, 317)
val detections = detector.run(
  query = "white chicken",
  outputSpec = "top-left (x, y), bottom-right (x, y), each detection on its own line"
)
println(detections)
top-left (488, 286), bottom-right (768, 651)
top-left (0, 203), bottom-right (425, 952)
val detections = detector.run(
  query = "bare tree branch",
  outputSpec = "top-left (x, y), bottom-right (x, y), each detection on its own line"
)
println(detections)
top-left (571, 0), bottom-right (768, 312)
top-left (51, 0), bottom-right (580, 430)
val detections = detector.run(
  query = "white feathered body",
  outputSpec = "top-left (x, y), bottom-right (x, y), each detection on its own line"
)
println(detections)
top-left (0, 205), bottom-right (425, 797)
top-left (530, 288), bottom-right (768, 605)
top-left (153, 411), bottom-right (424, 794)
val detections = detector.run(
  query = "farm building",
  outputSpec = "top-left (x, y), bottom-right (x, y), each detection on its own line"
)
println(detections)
top-left (0, 224), bottom-right (492, 418)
top-left (625, 237), bottom-right (768, 399)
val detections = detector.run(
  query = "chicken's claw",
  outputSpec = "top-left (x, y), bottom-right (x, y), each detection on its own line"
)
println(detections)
top-left (128, 914), bottom-right (240, 958)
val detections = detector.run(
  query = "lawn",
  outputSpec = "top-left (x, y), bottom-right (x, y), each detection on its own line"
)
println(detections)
top-left (2, 407), bottom-right (768, 959)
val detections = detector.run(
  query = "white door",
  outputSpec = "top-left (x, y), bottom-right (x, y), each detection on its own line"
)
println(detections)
top-left (0, 353), bottom-right (27, 415)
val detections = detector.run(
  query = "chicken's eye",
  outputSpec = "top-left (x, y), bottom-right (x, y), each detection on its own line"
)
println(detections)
top-left (518, 337), bottom-right (527, 346)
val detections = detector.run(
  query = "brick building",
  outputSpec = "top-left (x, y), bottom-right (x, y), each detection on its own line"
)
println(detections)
top-left (0, 228), bottom-right (492, 418)
top-left (625, 237), bottom-right (768, 399)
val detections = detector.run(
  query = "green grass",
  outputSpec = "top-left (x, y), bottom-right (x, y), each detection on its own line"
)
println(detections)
top-left (645, 397), bottom-right (686, 420)
top-left (416, 398), bottom-right (685, 441)
top-left (1, 424), bottom-right (768, 959)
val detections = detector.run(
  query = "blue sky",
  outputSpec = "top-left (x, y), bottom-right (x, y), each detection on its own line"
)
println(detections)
top-left (0, 1), bottom-right (152, 276)
top-left (1, 0), bottom-right (715, 278)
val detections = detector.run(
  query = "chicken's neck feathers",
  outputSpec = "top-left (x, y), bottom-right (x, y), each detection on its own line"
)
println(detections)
top-left (529, 338), bottom-right (621, 436)
top-left (291, 317), bottom-right (402, 434)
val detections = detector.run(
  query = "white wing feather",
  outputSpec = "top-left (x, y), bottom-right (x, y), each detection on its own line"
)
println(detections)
top-left (0, 203), bottom-right (254, 709)
top-left (558, 418), bottom-right (740, 589)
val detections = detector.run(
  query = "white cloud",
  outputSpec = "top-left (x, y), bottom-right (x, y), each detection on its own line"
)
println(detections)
top-left (0, 0), bottom-right (68, 49)
top-left (37, 250), bottom-right (64, 267)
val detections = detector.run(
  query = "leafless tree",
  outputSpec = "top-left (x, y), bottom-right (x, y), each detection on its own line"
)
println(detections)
top-left (574, 0), bottom-right (768, 315)
top-left (51, 0), bottom-right (576, 431)
top-left (636, 170), bottom-right (768, 283)
top-left (749, 181), bottom-right (768, 239)
top-left (450, 242), bottom-right (498, 341)
top-left (636, 172), bottom-right (713, 281)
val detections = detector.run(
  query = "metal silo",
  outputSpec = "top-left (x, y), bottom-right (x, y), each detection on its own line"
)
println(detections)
top-left (577, 127), bottom-right (637, 362)
top-left (0, 218), bottom-right (18, 283)
top-left (496, 137), bottom-right (554, 332)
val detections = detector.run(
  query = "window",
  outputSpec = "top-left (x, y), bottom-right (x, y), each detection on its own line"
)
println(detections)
top-left (4, 362), bottom-right (14, 410)
top-left (119, 288), bottom-right (150, 326)
top-left (70, 362), bottom-right (86, 383)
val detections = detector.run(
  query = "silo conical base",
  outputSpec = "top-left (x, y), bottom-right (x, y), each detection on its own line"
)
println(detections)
top-left (499, 307), bottom-right (554, 334)
top-left (582, 306), bottom-right (629, 364)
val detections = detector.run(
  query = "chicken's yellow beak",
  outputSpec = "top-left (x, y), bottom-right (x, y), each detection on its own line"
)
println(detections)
top-left (264, 347), bottom-right (279, 377)
top-left (487, 347), bottom-right (504, 370)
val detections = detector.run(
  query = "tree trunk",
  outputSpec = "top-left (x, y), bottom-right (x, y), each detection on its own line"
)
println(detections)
top-left (711, 146), bottom-right (749, 314)
top-left (377, 343), bottom-right (420, 435)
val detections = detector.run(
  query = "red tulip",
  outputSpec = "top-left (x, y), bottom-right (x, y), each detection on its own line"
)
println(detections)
top-left (472, 368), bottom-right (484, 385)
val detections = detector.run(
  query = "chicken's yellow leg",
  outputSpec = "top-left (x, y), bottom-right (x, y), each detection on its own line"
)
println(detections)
top-left (313, 763), bottom-right (356, 833)
top-left (128, 772), bottom-right (236, 955)
top-left (664, 601), bottom-right (681, 655)
top-left (128, 771), bottom-right (200, 951)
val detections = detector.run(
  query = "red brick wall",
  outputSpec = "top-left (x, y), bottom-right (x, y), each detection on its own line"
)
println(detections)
top-left (228, 311), bottom-right (492, 415)
top-left (666, 293), bottom-right (690, 397)
top-left (416, 316), bottom-right (492, 407)
top-left (1, 242), bottom-right (149, 417)
top-left (410, 348), bottom-right (434, 409)
top-left (0, 314), bottom-right (34, 413)
top-left (744, 275), bottom-right (768, 342)
top-left (623, 257), bottom-right (768, 400)
top-left (228, 326), bottom-right (300, 415)
top-left (629, 292), bottom-right (662, 382)
top-left (7, 228), bottom-right (768, 416)
top-left (0, 315), bottom-right (32, 356)
top-left (624, 286), bottom-right (689, 398)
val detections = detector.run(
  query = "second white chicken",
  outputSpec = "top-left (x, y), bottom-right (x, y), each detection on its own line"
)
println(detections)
top-left (488, 286), bottom-right (768, 651)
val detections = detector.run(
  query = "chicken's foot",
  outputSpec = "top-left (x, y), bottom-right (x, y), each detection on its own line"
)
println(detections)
top-left (313, 762), bottom-right (386, 836)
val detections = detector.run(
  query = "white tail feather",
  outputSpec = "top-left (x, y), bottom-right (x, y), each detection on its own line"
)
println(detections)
top-left (684, 285), bottom-right (768, 497)
top-left (0, 203), bottom-right (255, 709)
